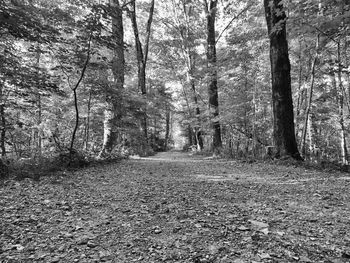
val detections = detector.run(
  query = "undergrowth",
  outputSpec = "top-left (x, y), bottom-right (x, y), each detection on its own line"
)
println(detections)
top-left (0, 150), bottom-right (125, 181)
top-left (2, 148), bottom-right (348, 182)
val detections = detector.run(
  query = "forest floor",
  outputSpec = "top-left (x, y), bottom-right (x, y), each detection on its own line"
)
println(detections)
top-left (1, 151), bottom-right (350, 263)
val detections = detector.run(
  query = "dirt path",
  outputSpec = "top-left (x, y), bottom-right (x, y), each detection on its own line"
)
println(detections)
top-left (1, 151), bottom-right (350, 262)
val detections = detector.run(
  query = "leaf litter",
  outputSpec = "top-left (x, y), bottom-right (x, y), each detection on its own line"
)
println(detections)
top-left (1, 151), bottom-right (350, 262)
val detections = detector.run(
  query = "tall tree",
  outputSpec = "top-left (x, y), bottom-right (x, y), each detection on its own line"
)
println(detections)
top-left (175, 0), bottom-right (203, 150)
top-left (127, 0), bottom-right (155, 143)
top-left (99, 0), bottom-right (125, 157)
top-left (203, 0), bottom-right (222, 153)
top-left (300, 34), bottom-right (320, 158)
top-left (264, 0), bottom-right (302, 160)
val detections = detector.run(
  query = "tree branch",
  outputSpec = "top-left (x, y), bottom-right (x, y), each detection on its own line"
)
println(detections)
top-left (216, 3), bottom-right (253, 44)
top-left (143, 0), bottom-right (155, 64)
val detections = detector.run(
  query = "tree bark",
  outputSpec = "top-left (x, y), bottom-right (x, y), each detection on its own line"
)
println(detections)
top-left (99, 0), bottom-right (125, 157)
top-left (203, 0), bottom-right (222, 153)
top-left (264, 0), bottom-right (302, 160)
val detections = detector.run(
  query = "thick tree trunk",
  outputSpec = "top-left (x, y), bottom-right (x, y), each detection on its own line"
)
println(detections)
top-left (204, 0), bottom-right (222, 153)
top-left (264, 0), bottom-right (302, 160)
top-left (99, 0), bottom-right (124, 157)
top-left (188, 125), bottom-right (194, 146)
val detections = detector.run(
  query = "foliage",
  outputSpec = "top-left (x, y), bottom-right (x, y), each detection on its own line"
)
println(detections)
top-left (0, 0), bottom-right (350, 171)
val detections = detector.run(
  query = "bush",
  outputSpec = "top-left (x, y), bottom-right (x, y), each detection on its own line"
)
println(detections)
top-left (56, 150), bottom-right (90, 168)
top-left (3, 150), bottom-right (91, 180)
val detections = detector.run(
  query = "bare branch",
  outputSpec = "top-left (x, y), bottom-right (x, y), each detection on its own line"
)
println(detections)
top-left (216, 3), bottom-right (253, 44)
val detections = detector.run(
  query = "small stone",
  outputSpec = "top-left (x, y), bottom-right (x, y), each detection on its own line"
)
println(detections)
top-left (238, 225), bottom-right (249, 231)
top-left (77, 238), bottom-right (88, 245)
top-left (51, 257), bottom-right (60, 263)
top-left (87, 241), bottom-right (97, 248)
top-left (276, 231), bottom-right (285, 236)
top-left (300, 256), bottom-right (312, 262)
top-left (259, 253), bottom-right (272, 259)
top-left (154, 229), bottom-right (162, 234)
top-left (57, 245), bottom-right (65, 252)
top-left (14, 244), bottom-right (25, 251)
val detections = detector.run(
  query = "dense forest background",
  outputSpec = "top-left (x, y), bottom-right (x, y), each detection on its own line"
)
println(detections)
top-left (1, 0), bottom-right (350, 169)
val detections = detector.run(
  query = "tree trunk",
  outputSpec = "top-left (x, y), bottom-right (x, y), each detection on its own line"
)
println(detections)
top-left (189, 76), bottom-right (203, 151)
top-left (99, 0), bottom-right (124, 157)
top-left (188, 125), bottom-right (194, 146)
top-left (165, 103), bottom-right (170, 150)
top-left (336, 42), bottom-right (348, 165)
top-left (252, 76), bottom-right (258, 157)
top-left (69, 32), bottom-right (92, 159)
top-left (308, 113), bottom-right (318, 161)
top-left (296, 37), bottom-right (305, 139)
top-left (176, 0), bottom-right (203, 151)
top-left (35, 41), bottom-right (42, 157)
top-left (0, 96), bottom-right (6, 156)
top-left (264, 0), bottom-right (302, 160)
top-left (204, 0), bottom-right (222, 153)
top-left (84, 88), bottom-right (92, 151)
top-left (300, 34), bottom-right (320, 158)
top-left (128, 0), bottom-right (155, 143)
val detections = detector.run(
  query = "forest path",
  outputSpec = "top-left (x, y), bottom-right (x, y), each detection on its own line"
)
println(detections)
top-left (1, 151), bottom-right (350, 262)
